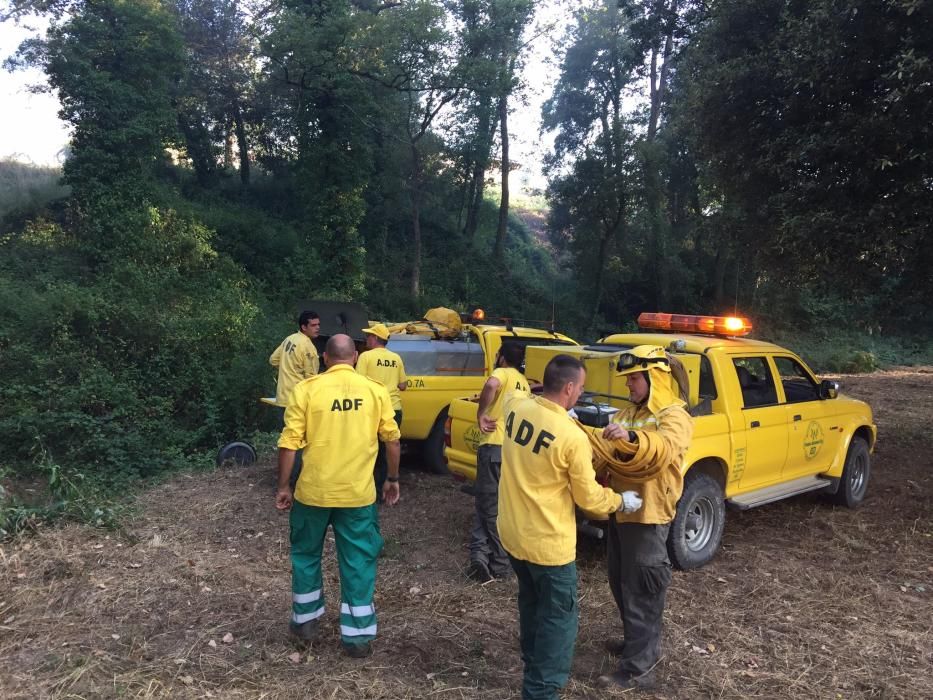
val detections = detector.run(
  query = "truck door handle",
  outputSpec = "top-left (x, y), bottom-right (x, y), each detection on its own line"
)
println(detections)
top-left (750, 420), bottom-right (760, 428)
top-left (793, 414), bottom-right (802, 421)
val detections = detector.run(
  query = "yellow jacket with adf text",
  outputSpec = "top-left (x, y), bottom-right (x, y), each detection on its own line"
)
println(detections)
top-left (356, 346), bottom-right (407, 411)
top-left (479, 367), bottom-right (530, 447)
top-left (498, 394), bottom-right (622, 566)
top-left (278, 364), bottom-right (400, 508)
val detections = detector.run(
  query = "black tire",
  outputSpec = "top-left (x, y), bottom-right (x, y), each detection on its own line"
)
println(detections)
top-left (216, 441), bottom-right (256, 467)
top-left (830, 436), bottom-right (870, 508)
top-left (422, 409), bottom-right (449, 475)
top-left (667, 471), bottom-right (725, 570)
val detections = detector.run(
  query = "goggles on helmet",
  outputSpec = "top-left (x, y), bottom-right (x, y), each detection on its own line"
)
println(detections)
top-left (616, 353), bottom-right (669, 373)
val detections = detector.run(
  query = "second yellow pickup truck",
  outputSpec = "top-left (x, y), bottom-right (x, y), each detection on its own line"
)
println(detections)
top-left (383, 310), bottom-right (576, 472)
top-left (445, 313), bottom-right (877, 569)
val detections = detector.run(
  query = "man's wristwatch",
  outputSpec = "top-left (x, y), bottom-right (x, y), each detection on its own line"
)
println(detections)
top-left (386, 475), bottom-right (400, 483)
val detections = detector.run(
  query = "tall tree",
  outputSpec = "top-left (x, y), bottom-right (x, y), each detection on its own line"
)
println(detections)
top-left (174, 0), bottom-right (257, 185)
top-left (490, 0), bottom-right (533, 259)
top-left (543, 2), bottom-right (639, 328)
top-left (684, 0), bottom-right (933, 326)
top-left (258, 0), bottom-right (385, 298)
top-left (354, 0), bottom-right (461, 298)
top-left (447, 0), bottom-right (533, 253)
top-left (620, 0), bottom-right (703, 307)
top-left (449, 0), bottom-right (500, 242)
top-left (8, 0), bottom-right (185, 250)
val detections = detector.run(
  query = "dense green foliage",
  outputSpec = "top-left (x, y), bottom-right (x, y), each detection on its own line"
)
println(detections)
top-left (545, 0), bottom-right (932, 336)
top-left (0, 0), bottom-right (930, 532)
top-left (683, 0), bottom-right (933, 328)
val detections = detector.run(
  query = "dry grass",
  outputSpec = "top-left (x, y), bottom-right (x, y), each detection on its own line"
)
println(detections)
top-left (1, 369), bottom-right (931, 699)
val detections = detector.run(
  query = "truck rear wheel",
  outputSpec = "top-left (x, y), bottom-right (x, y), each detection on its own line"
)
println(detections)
top-left (422, 409), bottom-right (449, 475)
top-left (668, 471), bottom-right (725, 570)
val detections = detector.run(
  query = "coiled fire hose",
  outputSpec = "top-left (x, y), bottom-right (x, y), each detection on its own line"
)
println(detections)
top-left (576, 421), bottom-right (676, 484)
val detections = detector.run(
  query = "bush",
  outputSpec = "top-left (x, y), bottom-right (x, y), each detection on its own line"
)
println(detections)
top-left (824, 350), bottom-right (880, 374)
top-left (0, 204), bottom-right (271, 496)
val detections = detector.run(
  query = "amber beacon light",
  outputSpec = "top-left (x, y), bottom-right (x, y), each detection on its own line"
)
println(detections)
top-left (637, 312), bottom-right (753, 337)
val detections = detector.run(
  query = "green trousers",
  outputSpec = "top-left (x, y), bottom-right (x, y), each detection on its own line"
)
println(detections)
top-left (290, 500), bottom-right (383, 645)
top-left (509, 556), bottom-right (579, 700)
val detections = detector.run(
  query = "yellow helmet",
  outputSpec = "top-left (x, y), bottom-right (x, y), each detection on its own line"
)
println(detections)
top-left (615, 345), bottom-right (671, 376)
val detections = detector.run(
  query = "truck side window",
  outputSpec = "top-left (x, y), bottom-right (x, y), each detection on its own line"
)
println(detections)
top-left (732, 357), bottom-right (778, 408)
top-left (388, 336), bottom-right (485, 376)
top-left (698, 355), bottom-right (717, 400)
top-left (773, 356), bottom-right (819, 403)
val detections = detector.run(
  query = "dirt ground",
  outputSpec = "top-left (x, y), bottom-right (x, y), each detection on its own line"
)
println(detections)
top-left (1, 369), bottom-right (931, 699)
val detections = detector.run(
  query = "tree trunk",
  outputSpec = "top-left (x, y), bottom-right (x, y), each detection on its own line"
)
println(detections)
top-left (645, 155), bottom-right (669, 307)
top-left (224, 123), bottom-right (235, 169)
top-left (232, 101), bottom-right (250, 186)
top-left (464, 94), bottom-right (497, 243)
top-left (177, 112), bottom-right (215, 185)
top-left (378, 222), bottom-right (388, 258)
top-left (410, 145), bottom-right (423, 299)
top-left (493, 93), bottom-right (509, 259)
top-left (465, 160), bottom-right (485, 243)
top-left (644, 6), bottom-right (677, 307)
top-left (590, 221), bottom-right (618, 329)
top-left (457, 166), bottom-right (470, 232)
top-left (713, 243), bottom-right (729, 307)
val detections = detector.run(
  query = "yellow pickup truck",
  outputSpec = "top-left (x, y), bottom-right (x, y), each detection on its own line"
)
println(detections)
top-left (384, 310), bottom-right (576, 472)
top-left (445, 313), bottom-right (877, 569)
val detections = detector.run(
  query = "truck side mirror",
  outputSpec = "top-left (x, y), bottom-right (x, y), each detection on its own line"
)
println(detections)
top-left (819, 379), bottom-right (839, 400)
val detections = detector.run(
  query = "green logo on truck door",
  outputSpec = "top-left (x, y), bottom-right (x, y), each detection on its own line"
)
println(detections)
top-left (804, 421), bottom-right (824, 460)
top-left (464, 425), bottom-right (483, 453)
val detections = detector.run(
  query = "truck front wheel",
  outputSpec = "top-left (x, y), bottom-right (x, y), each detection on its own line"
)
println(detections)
top-left (829, 436), bottom-right (870, 508)
top-left (422, 409), bottom-right (450, 475)
top-left (668, 471), bottom-right (725, 570)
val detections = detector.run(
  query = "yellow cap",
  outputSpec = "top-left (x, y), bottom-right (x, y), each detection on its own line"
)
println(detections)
top-left (362, 323), bottom-right (390, 341)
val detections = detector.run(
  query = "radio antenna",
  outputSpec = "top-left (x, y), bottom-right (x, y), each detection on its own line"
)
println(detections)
top-left (734, 259), bottom-right (740, 316)
top-left (551, 276), bottom-right (558, 333)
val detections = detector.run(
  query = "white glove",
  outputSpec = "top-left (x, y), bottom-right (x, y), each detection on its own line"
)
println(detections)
top-left (620, 491), bottom-right (643, 513)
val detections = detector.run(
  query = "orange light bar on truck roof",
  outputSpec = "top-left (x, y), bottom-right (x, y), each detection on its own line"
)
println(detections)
top-left (637, 312), bottom-right (753, 337)
top-left (472, 308), bottom-right (485, 321)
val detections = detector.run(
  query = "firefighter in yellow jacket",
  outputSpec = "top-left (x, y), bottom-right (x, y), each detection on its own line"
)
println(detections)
top-left (498, 355), bottom-right (636, 700)
top-left (469, 342), bottom-right (530, 583)
top-left (356, 323), bottom-right (407, 498)
top-left (269, 310), bottom-right (321, 486)
top-left (276, 335), bottom-right (401, 659)
top-left (590, 345), bottom-right (693, 690)
top-left (269, 310), bottom-right (321, 407)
